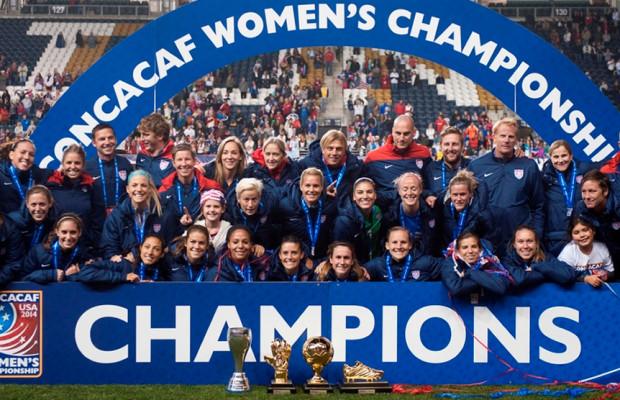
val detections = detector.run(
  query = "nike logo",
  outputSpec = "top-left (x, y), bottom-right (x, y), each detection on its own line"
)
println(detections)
top-left (166, 195), bottom-right (173, 199)
top-left (433, 176), bottom-right (441, 181)
top-left (384, 165), bottom-right (393, 169)
top-left (484, 172), bottom-right (494, 177)
top-left (41, 264), bottom-right (50, 268)
top-left (3, 182), bottom-right (12, 185)
top-left (93, 176), bottom-right (101, 180)
top-left (171, 267), bottom-right (180, 271)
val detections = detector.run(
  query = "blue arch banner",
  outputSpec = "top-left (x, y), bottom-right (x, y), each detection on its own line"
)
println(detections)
top-left (1, 282), bottom-right (619, 385)
top-left (32, 0), bottom-right (620, 167)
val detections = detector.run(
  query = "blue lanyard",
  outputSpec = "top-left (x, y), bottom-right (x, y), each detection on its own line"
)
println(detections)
top-left (187, 262), bottom-right (207, 282)
top-left (441, 162), bottom-right (447, 190)
top-left (399, 204), bottom-right (420, 234)
top-left (240, 209), bottom-right (260, 233)
top-left (556, 161), bottom-right (577, 210)
top-left (98, 157), bottom-right (120, 208)
top-left (9, 165), bottom-right (32, 200)
top-left (323, 161), bottom-right (346, 189)
top-left (139, 262), bottom-right (159, 281)
top-left (175, 176), bottom-right (198, 213)
top-left (385, 253), bottom-right (412, 282)
top-left (450, 204), bottom-right (469, 240)
top-left (289, 273), bottom-right (298, 282)
top-left (301, 199), bottom-right (322, 257)
top-left (232, 261), bottom-right (252, 282)
top-left (133, 210), bottom-right (146, 245)
top-left (52, 241), bottom-right (79, 270)
top-left (31, 224), bottom-right (44, 246)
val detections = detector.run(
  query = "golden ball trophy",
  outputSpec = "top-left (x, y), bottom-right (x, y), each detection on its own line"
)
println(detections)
top-left (265, 339), bottom-right (297, 394)
top-left (302, 336), bottom-right (334, 394)
top-left (226, 327), bottom-right (252, 392)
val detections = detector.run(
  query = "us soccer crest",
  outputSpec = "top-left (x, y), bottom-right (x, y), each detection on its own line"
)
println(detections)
top-left (0, 291), bottom-right (42, 378)
top-left (159, 160), bottom-right (170, 170)
top-left (514, 169), bottom-right (524, 180)
top-left (416, 159), bottom-right (423, 169)
top-left (153, 224), bottom-right (162, 233)
top-left (119, 170), bottom-right (127, 181)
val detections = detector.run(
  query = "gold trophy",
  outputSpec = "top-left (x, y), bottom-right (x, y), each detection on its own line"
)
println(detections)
top-left (302, 336), bottom-right (334, 394)
top-left (265, 339), bottom-right (296, 394)
top-left (226, 327), bottom-right (252, 392)
top-left (339, 361), bottom-right (391, 394)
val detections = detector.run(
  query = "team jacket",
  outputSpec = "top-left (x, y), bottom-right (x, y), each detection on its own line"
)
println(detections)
top-left (501, 248), bottom-right (576, 289)
top-left (364, 251), bottom-right (442, 282)
top-left (167, 251), bottom-right (214, 282)
top-left (541, 160), bottom-right (598, 256)
top-left (275, 180), bottom-right (338, 260)
top-left (601, 151), bottom-right (620, 174)
top-left (0, 160), bottom-right (50, 214)
top-left (159, 170), bottom-right (221, 221)
top-left (224, 189), bottom-right (280, 250)
top-left (136, 140), bottom-right (175, 188)
top-left (85, 154), bottom-right (133, 217)
top-left (0, 216), bottom-right (25, 286)
top-left (316, 267), bottom-right (363, 282)
top-left (363, 135), bottom-right (432, 206)
top-left (266, 248), bottom-right (314, 282)
top-left (244, 148), bottom-right (300, 190)
top-left (76, 258), bottom-right (170, 283)
top-left (298, 141), bottom-right (362, 202)
top-left (46, 170), bottom-right (103, 249)
top-left (469, 152), bottom-right (544, 253)
top-left (440, 254), bottom-right (512, 297)
top-left (423, 158), bottom-right (471, 198)
top-left (7, 204), bottom-right (57, 259)
top-left (21, 241), bottom-right (93, 284)
top-left (212, 251), bottom-right (271, 282)
top-left (100, 197), bottom-right (177, 259)
top-left (204, 162), bottom-right (239, 197)
top-left (383, 198), bottom-right (440, 256)
top-left (333, 198), bottom-right (386, 264)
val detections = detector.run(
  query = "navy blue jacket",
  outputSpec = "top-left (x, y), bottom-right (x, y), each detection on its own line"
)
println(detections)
top-left (46, 170), bottom-right (103, 249)
top-left (575, 180), bottom-right (620, 269)
top-left (135, 141), bottom-right (175, 188)
top-left (224, 189), bottom-right (280, 250)
top-left (76, 258), bottom-right (170, 283)
top-left (298, 141), bottom-right (362, 202)
top-left (7, 204), bottom-right (57, 259)
top-left (542, 160), bottom-right (598, 256)
top-left (315, 267), bottom-right (363, 282)
top-left (0, 160), bottom-right (50, 214)
top-left (267, 249), bottom-right (314, 282)
top-left (423, 158), bottom-right (471, 198)
top-left (167, 251), bottom-right (214, 282)
top-left (100, 198), bottom-right (177, 258)
top-left (441, 256), bottom-right (511, 297)
top-left (275, 181), bottom-right (338, 260)
top-left (439, 184), bottom-right (494, 250)
top-left (204, 162), bottom-right (240, 197)
top-left (85, 154), bottom-right (133, 218)
top-left (333, 198), bottom-right (386, 264)
top-left (383, 198), bottom-right (440, 256)
top-left (502, 248), bottom-right (576, 288)
top-left (469, 152), bottom-right (544, 254)
top-left (244, 148), bottom-right (300, 190)
top-left (212, 251), bottom-right (270, 282)
top-left (365, 251), bottom-right (442, 282)
top-left (21, 241), bottom-right (93, 284)
top-left (0, 216), bottom-right (25, 286)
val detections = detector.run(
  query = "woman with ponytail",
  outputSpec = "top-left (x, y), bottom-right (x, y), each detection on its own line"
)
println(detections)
top-left (168, 225), bottom-right (215, 282)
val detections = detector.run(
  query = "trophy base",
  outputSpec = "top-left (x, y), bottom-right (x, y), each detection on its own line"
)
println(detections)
top-left (227, 372), bottom-right (250, 392)
top-left (303, 383), bottom-right (334, 395)
top-left (267, 380), bottom-right (297, 395)
top-left (339, 381), bottom-right (392, 394)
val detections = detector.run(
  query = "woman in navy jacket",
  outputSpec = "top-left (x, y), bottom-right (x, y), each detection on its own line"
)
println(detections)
top-left (77, 234), bottom-right (169, 283)
top-left (502, 225), bottom-right (575, 289)
top-left (21, 214), bottom-right (94, 284)
top-left (168, 225), bottom-right (214, 282)
top-left (8, 185), bottom-right (56, 258)
top-left (101, 170), bottom-right (175, 260)
top-left (441, 232), bottom-right (512, 297)
top-left (365, 226), bottom-right (441, 282)
top-left (267, 235), bottom-right (314, 282)
top-left (0, 139), bottom-right (50, 214)
top-left (46, 144), bottom-right (102, 250)
top-left (212, 225), bottom-right (270, 282)
top-left (333, 178), bottom-right (386, 264)
top-left (542, 140), bottom-right (598, 256)
top-left (313, 241), bottom-right (367, 282)
top-left (244, 137), bottom-right (299, 190)
top-left (298, 130), bottom-right (362, 202)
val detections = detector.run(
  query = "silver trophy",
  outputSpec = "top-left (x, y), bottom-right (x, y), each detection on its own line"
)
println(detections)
top-left (227, 327), bottom-right (252, 392)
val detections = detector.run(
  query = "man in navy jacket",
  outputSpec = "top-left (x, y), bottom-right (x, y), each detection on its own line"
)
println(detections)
top-left (469, 118), bottom-right (544, 255)
top-left (135, 114), bottom-right (175, 188)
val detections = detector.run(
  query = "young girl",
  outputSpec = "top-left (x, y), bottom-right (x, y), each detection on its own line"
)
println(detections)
top-left (77, 234), bottom-right (169, 283)
top-left (194, 189), bottom-right (231, 255)
top-left (558, 217), bottom-right (614, 288)
top-left (212, 225), bottom-right (270, 282)
top-left (365, 227), bottom-right (441, 282)
top-left (21, 214), bottom-right (93, 284)
top-left (313, 241), bottom-right (367, 282)
top-left (441, 232), bottom-right (512, 296)
top-left (168, 225), bottom-right (214, 282)
top-left (502, 225), bottom-right (575, 289)
top-left (267, 235), bottom-right (313, 282)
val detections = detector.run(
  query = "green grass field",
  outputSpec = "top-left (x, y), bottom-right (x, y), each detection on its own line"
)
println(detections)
top-left (0, 385), bottom-right (610, 400)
